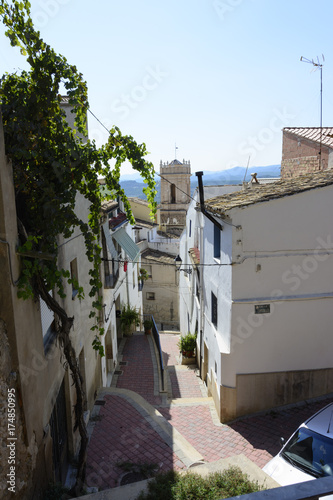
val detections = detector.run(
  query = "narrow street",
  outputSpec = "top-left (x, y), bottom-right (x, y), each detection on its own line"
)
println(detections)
top-left (85, 332), bottom-right (332, 491)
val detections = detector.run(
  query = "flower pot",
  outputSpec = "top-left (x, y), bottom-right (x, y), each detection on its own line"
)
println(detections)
top-left (182, 350), bottom-right (195, 358)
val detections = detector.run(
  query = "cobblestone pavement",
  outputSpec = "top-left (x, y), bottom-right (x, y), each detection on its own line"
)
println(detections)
top-left (86, 331), bottom-right (333, 490)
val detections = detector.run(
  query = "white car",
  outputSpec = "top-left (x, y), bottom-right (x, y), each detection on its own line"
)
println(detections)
top-left (263, 402), bottom-right (333, 495)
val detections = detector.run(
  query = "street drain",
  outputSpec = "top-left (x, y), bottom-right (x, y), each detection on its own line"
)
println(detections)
top-left (94, 400), bottom-right (105, 406)
top-left (119, 361), bottom-right (127, 366)
top-left (114, 370), bottom-right (123, 375)
top-left (120, 472), bottom-right (146, 486)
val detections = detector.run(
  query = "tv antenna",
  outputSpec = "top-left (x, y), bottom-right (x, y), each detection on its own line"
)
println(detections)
top-left (300, 54), bottom-right (325, 167)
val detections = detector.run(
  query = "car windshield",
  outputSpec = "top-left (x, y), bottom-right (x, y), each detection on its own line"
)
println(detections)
top-left (282, 427), bottom-right (333, 478)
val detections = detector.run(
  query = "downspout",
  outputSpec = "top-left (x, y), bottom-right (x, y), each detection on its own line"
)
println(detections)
top-left (199, 218), bottom-right (204, 379)
top-left (195, 171), bottom-right (223, 380)
top-left (195, 171), bottom-right (223, 231)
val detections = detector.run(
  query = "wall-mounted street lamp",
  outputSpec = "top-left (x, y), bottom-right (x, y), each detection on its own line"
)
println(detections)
top-left (175, 254), bottom-right (192, 274)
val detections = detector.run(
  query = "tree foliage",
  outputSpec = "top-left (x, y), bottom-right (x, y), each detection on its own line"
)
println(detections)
top-left (0, 1), bottom-right (156, 494)
top-left (0, 0), bottom-right (156, 353)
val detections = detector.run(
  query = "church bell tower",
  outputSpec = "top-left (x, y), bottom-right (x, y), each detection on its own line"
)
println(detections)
top-left (159, 158), bottom-right (191, 236)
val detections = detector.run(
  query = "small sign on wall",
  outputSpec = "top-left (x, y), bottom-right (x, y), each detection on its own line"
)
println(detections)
top-left (255, 304), bottom-right (270, 314)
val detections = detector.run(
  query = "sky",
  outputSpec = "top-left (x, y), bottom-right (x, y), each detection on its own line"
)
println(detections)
top-left (1, 0), bottom-right (333, 176)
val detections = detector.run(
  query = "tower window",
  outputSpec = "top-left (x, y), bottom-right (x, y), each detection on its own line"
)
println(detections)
top-left (170, 184), bottom-right (176, 204)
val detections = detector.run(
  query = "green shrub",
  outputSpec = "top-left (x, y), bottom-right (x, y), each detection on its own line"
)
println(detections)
top-left (120, 304), bottom-right (140, 336)
top-left (177, 332), bottom-right (197, 354)
top-left (136, 466), bottom-right (264, 500)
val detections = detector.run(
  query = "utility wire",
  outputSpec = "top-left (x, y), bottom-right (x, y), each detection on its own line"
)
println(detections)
top-left (87, 108), bottom-right (241, 228)
top-left (87, 108), bottom-right (111, 135)
top-left (101, 257), bottom-right (231, 267)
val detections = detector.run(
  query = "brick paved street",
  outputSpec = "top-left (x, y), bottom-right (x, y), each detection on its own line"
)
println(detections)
top-left (86, 394), bottom-right (184, 490)
top-left (86, 331), bottom-right (333, 490)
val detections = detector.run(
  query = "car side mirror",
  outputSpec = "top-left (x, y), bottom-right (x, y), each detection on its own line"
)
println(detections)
top-left (279, 437), bottom-right (285, 448)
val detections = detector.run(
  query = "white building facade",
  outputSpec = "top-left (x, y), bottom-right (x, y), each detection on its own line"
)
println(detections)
top-left (100, 199), bottom-right (143, 386)
top-left (180, 171), bottom-right (333, 422)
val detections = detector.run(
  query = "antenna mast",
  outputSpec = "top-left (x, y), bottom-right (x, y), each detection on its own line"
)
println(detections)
top-left (300, 55), bottom-right (325, 168)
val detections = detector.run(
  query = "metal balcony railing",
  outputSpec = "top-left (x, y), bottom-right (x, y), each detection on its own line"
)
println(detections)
top-left (144, 314), bottom-right (165, 391)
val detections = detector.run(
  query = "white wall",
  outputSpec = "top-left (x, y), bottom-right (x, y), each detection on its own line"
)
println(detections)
top-left (178, 184), bottom-right (242, 343)
top-left (212, 185), bottom-right (333, 389)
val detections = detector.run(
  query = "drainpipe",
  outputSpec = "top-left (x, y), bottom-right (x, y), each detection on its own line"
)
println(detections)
top-left (195, 172), bottom-right (223, 231)
top-left (195, 171), bottom-right (223, 382)
top-left (199, 218), bottom-right (204, 380)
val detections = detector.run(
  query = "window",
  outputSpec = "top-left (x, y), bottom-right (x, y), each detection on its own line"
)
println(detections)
top-left (189, 220), bottom-right (192, 238)
top-left (170, 184), bottom-right (176, 204)
top-left (40, 294), bottom-right (55, 352)
top-left (214, 225), bottom-right (221, 259)
top-left (70, 258), bottom-right (79, 299)
top-left (146, 292), bottom-right (155, 300)
top-left (211, 292), bottom-right (217, 328)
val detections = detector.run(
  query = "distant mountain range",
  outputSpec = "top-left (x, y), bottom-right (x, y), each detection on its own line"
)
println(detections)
top-left (120, 164), bottom-right (281, 201)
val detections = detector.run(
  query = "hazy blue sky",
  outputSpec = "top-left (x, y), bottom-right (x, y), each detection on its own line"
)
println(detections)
top-left (1, 0), bottom-right (333, 175)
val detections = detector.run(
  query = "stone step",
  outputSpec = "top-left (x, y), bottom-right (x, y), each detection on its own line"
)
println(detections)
top-left (76, 454), bottom-right (280, 500)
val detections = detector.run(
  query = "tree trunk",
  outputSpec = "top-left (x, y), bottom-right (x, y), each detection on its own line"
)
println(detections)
top-left (36, 273), bottom-right (88, 496)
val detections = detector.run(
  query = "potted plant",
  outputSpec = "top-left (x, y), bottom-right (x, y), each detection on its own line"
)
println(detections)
top-left (120, 304), bottom-right (140, 337)
top-left (177, 332), bottom-right (197, 358)
top-left (143, 319), bottom-right (153, 335)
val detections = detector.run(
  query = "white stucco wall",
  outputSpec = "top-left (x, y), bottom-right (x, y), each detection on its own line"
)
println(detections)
top-left (178, 193), bottom-right (201, 336)
top-left (178, 184), bottom-right (242, 346)
top-left (210, 185), bottom-right (333, 390)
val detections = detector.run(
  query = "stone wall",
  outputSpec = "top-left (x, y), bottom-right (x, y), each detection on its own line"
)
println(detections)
top-left (282, 157), bottom-right (321, 179)
top-left (281, 132), bottom-right (330, 178)
top-left (0, 320), bottom-right (39, 500)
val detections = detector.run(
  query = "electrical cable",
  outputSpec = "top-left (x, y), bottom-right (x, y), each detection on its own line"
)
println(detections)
top-left (101, 257), bottom-right (231, 267)
top-left (87, 108), bottom-right (241, 228)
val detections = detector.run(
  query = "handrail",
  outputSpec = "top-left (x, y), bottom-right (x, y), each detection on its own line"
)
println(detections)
top-left (145, 314), bottom-right (164, 391)
top-left (224, 475), bottom-right (333, 500)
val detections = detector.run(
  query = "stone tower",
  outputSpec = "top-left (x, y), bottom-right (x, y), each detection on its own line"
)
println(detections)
top-left (159, 158), bottom-right (191, 236)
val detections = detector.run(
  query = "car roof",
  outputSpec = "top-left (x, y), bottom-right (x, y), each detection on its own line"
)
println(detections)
top-left (303, 403), bottom-right (333, 438)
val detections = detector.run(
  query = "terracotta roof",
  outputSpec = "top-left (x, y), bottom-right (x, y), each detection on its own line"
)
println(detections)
top-left (156, 230), bottom-right (179, 239)
top-left (204, 169), bottom-right (333, 216)
top-left (283, 127), bottom-right (333, 148)
top-left (129, 197), bottom-right (149, 206)
top-left (141, 249), bottom-right (176, 265)
top-left (109, 212), bottom-right (127, 230)
top-left (101, 199), bottom-right (119, 213)
top-left (133, 218), bottom-right (156, 229)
